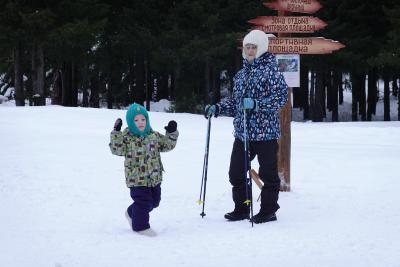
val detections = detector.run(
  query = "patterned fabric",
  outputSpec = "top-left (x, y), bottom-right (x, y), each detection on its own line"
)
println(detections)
top-left (109, 128), bottom-right (178, 187)
top-left (217, 52), bottom-right (288, 141)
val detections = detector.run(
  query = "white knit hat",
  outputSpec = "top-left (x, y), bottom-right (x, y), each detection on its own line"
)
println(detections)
top-left (242, 30), bottom-right (269, 59)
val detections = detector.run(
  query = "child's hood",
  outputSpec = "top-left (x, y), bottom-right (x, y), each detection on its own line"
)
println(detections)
top-left (126, 103), bottom-right (152, 137)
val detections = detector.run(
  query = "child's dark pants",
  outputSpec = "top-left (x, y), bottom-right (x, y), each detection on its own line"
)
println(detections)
top-left (127, 184), bottom-right (161, 231)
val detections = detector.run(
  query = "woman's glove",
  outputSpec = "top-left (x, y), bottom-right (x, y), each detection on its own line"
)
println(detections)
top-left (204, 104), bottom-right (219, 118)
top-left (164, 120), bottom-right (177, 133)
top-left (114, 118), bottom-right (122, 131)
top-left (243, 98), bottom-right (256, 110)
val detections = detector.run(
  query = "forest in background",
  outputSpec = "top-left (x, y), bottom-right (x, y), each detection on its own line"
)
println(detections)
top-left (0, 0), bottom-right (399, 121)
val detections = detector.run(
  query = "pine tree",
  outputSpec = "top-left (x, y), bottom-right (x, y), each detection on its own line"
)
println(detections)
top-left (0, 0), bottom-right (30, 105)
top-left (381, 3), bottom-right (400, 120)
top-left (320, 0), bottom-right (394, 121)
top-left (47, 0), bottom-right (107, 107)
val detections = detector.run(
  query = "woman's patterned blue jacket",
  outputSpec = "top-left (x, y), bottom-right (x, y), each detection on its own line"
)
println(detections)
top-left (217, 52), bottom-right (288, 141)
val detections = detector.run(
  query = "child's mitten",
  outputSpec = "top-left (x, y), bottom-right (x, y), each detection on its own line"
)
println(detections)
top-left (114, 118), bottom-right (122, 131)
top-left (164, 120), bottom-right (177, 133)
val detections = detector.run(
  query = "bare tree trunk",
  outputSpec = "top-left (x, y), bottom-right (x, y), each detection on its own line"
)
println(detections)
top-left (392, 76), bottom-right (398, 97)
top-left (309, 70), bottom-right (315, 120)
top-left (322, 69), bottom-right (327, 119)
top-left (326, 70), bottom-right (333, 112)
top-left (292, 66), bottom-right (302, 109)
top-left (212, 67), bottom-right (221, 104)
top-left (31, 45), bottom-right (37, 105)
top-left (37, 44), bottom-right (45, 105)
top-left (367, 68), bottom-right (377, 121)
top-left (396, 76), bottom-right (400, 121)
top-left (384, 74), bottom-right (390, 121)
top-left (71, 60), bottom-right (78, 107)
top-left (398, 81), bottom-right (400, 121)
top-left (332, 70), bottom-right (340, 122)
top-left (359, 73), bottom-right (366, 121)
top-left (168, 74), bottom-right (173, 100)
top-left (158, 73), bottom-right (168, 100)
top-left (292, 85), bottom-right (301, 108)
top-left (31, 43), bottom-right (45, 106)
top-left (350, 72), bottom-right (359, 121)
top-left (339, 75), bottom-right (344, 105)
top-left (313, 69), bottom-right (324, 122)
top-left (14, 43), bottom-right (25, 106)
top-left (172, 61), bottom-right (181, 102)
top-left (300, 65), bottom-right (309, 120)
top-left (62, 61), bottom-right (72, 106)
top-left (106, 74), bottom-right (113, 109)
top-left (89, 73), bottom-right (100, 108)
top-left (51, 69), bottom-right (62, 105)
top-left (25, 70), bottom-right (33, 106)
top-left (82, 61), bottom-right (89, 107)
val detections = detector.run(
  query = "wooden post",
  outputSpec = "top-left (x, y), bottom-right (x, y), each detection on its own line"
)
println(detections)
top-left (277, 10), bottom-right (291, 192)
top-left (278, 87), bottom-right (291, 191)
top-left (252, 0), bottom-right (344, 192)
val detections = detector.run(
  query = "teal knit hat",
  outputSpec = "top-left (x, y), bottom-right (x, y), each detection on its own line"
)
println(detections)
top-left (126, 103), bottom-right (151, 137)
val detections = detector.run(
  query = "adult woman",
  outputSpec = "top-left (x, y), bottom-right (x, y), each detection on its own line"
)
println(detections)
top-left (205, 30), bottom-right (288, 223)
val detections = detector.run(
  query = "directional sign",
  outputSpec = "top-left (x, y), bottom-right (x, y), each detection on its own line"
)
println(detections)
top-left (268, 37), bottom-right (345, 54)
top-left (248, 16), bottom-right (327, 33)
top-left (264, 0), bottom-right (322, 14)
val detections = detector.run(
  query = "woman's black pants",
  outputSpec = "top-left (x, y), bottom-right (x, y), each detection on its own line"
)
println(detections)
top-left (228, 138), bottom-right (280, 215)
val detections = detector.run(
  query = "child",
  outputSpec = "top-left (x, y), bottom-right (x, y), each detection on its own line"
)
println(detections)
top-left (109, 103), bottom-right (178, 236)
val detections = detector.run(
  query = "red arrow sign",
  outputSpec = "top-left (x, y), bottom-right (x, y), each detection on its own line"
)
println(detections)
top-left (264, 0), bottom-right (322, 14)
top-left (249, 16), bottom-right (327, 33)
top-left (268, 37), bottom-right (345, 54)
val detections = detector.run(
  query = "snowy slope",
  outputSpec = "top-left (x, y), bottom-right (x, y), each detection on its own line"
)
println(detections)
top-left (0, 106), bottom-right (400, 267)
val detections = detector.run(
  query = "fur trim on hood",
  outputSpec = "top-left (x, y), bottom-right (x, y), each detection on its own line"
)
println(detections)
top-left (242, 30), bottom-right (270, 59)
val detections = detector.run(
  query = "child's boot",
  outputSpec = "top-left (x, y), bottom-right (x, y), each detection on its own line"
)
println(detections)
top-left (137, 228), bottom-right (157, 237)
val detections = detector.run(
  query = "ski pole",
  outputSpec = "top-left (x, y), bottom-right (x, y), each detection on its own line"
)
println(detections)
top-left (198, 115), bottom-right (212, 218)
top-left (243, 106), bottom-right (254, 227)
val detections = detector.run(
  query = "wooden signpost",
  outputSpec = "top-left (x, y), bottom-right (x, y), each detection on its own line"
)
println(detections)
top-left (264, 0), bottom-right (322, 14)
top-left (248, 1), bottom-right (344, 192)
top-left (268, 37), bottom-right (345, 54)
top-left (249, 16), bottom-right (327, 33)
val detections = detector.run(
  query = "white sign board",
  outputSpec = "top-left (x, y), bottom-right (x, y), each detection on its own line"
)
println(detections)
top-left (276, 54), bottom-right (300, 87)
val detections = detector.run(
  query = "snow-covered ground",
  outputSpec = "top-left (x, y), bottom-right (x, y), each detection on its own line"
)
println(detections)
top-left (0, 106), bottom-right (400, 267)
